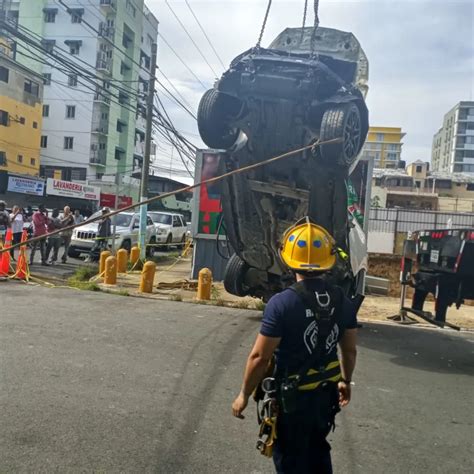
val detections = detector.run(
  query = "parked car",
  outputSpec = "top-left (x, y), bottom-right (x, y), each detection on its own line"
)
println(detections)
top-left (197, 26), bottom-right (369, 300)
top-left (149, 212), bottom-right (188, 249)
top-left (68, 211), bottom-right (157, 258)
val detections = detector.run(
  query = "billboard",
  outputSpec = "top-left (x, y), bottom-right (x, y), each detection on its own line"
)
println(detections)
top-left (46, 178), bottom-right (100, 201)
top-left (7, 175), bottom-right (45, 196)
top-left (191, 150), bottom-right (226, 239)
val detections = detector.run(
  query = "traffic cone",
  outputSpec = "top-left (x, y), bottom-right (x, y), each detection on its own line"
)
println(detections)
top-left (15, 229), bottom-right (28, 280)
top-left (0, 228), bottom-right (12, 277)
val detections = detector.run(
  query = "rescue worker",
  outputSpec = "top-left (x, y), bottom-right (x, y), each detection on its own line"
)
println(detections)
top-left (85, 208), bottom-right (111, 262)
top-left (232, 217), bottom-right (358, 473)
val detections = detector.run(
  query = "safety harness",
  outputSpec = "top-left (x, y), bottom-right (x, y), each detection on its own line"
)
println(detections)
top-left (255, 280), bottom-right (343, 456)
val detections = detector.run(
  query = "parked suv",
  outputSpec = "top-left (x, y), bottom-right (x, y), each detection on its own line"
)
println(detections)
top-left (197, 26), bottom-right (369, 300)
top-left (68, 211), bottom-right (157, 258)
top-left (149, 212), bottom-right (188, 248)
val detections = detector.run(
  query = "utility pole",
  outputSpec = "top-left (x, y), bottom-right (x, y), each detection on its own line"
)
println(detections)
top-left (138, 42), bottom-right (157, 260)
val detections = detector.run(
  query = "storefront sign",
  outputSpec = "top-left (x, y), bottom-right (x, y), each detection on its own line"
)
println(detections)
top-left (100, 193), bottom-right (133, 209)
top-left (46, 178), bottom-right (100, 201)
top-left (7, 175), bottom-right (45, 196)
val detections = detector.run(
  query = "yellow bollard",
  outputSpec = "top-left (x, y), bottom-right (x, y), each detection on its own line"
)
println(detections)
top-left (139, 260), bottom-right (156, 293)
top-left (104, 255), bottom-right (117, 285)
top-left (117, 248), bottom-right (128, 273)
top-left (197, 268), bottom-right (212, 300)
top-left (130, 246), bottom-right (140, 266)
top-left (99, 250), bottom-right (111, 275)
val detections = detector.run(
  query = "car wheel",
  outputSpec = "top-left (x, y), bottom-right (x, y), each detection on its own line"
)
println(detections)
top-left (197, 89), bottom-right (241, 149)
top-left (67, 247), bottom-right (81, 259)
top-left (121, 240), bottom-right (132, 253)
top-left (320, 102), bottom-right (363, 166)
top-left (224, 254), bottom-right (250, 297)
top-left (146, 237), bottom-right (156, 258)
top-left (178, 234), bottom-right (186, 250)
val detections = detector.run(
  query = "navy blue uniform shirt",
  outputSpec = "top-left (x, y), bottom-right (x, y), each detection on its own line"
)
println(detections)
top-left (260, 278), bottom-right (357, 376)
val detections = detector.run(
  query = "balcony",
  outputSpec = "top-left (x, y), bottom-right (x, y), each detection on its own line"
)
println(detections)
top-left (93, 92), bottom-right (110, 105)
top-left (92, 120), bottom-right (109, 135)
top-left (99, 0), bottom-right (115, 11)
top-left (134, 141), bottom-right (145, 157)
top-left (90, 150), bottom-right (106, 166)
top-left (135, 114), bottom-right (146, 133)
top-left (99, 22), bottom-right (115, 40)
top-left (96, 53), bottom-right (112, 74)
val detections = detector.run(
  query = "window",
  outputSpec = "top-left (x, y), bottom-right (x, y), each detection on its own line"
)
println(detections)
top-left (19, 117), bottom-right (25, 125)
top-left (42, 40), bottom-right (55, 53)
top-left (71, 9), bottom-right (83, 23)
top-left (44, 10), bottom-right (57, 23)
top-left (376, 133), bottom-right (384, 141)
top-left (467, 183), bottom-right (474, 191)
top-left (386, 152), bottom-right (398, 161)
top-left (17, 155), bottom-right (23, 163)
top-left (114, 147), bottom-right (124, 160)
top-left (33, 121), bottom-right (38, 129)
top-left (71, 168), bottom-right (86, 181)
top-left (116, 120), bottom-right (125, 132)
top-left (0, 66), bottom-right (9, 83)
top-left (118, 93), bottom-right (129, 105)
top-left (42, 105), bottom-right (49, 117)
top-left (415, 181), bottom-right (421, 188)
top-left (24, 79), bottom-right (39, 97)
top-left (31, 158), bottom-right (36, 166)
top-left (99, 142), bottom-right (106, 150)
top-left (43, 73), bottom-right (51, 85)
top-left (416, 165), bottom-right (422, 173)
top-left (70, 43), bottom-right (80, 55)
top-left (64, 137), bottom-right (74, 150)
top-left (0, 151), bottom-right (6, 166)
top-left (68, 74), bottom-right (78, 86)
top-left (40, 136), bottom-right (48, 148)
top-left (66, 105), bottom-right (76, 119)
top-left (0, 110), bottom-right (8, 126)
top-left (126, 0), bottom-right (136, 17)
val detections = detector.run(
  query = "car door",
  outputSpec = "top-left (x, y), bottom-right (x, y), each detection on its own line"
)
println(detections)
top-left (172, 215), bottom-right (182, 242)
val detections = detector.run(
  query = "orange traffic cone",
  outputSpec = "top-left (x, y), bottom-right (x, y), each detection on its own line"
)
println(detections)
top-left (0, 228), bottom-right (12, 277)
top-left (15, 229), bottom-right (28, 280)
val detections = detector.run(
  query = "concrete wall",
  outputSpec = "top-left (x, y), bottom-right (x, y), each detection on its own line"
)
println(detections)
top-left (368, 230), bottom-right (394, 254)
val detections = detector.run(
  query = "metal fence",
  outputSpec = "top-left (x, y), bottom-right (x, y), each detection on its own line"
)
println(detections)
top-left (369, 208), bottom-right (474, 233)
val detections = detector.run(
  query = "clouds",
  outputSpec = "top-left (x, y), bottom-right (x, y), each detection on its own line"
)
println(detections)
top-left (148, 0), bottom-right (474, 178)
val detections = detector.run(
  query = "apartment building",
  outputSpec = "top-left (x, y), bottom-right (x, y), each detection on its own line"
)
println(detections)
top-left (5, 0), bottom-right (158, 201)
top-left (0, 53), bottom-right (43, 177)
top-left (431, 101), bottom-right (474, 173)
top-left (360, 126), bottom-right (405, 169)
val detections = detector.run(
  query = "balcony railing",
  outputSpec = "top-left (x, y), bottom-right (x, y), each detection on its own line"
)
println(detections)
top-left (100, 0), bottom-right (115, 10)
top-left (93, 92), bottom-right (111, 105)
top-left (92, 120), bottom-right (109, 134)
top-left (90, 150), bottom-right (106, 166)
top-left (99, 22), bottom-right (115, 39)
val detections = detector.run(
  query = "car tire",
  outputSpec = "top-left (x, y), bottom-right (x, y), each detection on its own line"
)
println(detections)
top-left (197, 89), bottom-right (241, 149)
top-left (146, 237), bottom-right (156, 258)
top-left (320, 102), bottom-right (363, 166)
top-left (121, 239), bottom-right (132, 253)
top-left (224, 254), bottom-right (250, 297)
top-left (165, 234), bottom-right (173, 251)
top-left (177, 234), bottom-right (186, 250)
top-left (67, 247), bottom-right (81, 259)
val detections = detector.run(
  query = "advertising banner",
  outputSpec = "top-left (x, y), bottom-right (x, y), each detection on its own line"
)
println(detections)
top-left (100, 193), bottom-right (133, 209)
top-left (7, 175), bottom-right (45, 196)
top-left (46, 178), bottom-right (100, 201)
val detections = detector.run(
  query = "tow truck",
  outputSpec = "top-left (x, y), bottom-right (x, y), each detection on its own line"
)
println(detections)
top-left (397, 228), bottom-right (474, 328)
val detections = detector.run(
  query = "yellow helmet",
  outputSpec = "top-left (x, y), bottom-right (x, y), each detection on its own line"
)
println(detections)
top-left (280, 218), bottom-right (336, 272)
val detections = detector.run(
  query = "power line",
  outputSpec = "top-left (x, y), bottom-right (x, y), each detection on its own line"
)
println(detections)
top-left (164, 0), bottom-right (218, 78)
top-left (184, 0), bottom-right (226, 70)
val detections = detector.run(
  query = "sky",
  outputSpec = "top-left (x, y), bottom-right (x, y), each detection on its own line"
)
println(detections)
top-left (147, 0), bottom-right (474, 183)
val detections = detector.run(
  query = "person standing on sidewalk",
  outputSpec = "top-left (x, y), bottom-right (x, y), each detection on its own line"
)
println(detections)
top-left (85, 208), bottom-right (111, 262)
top-left (0, 200), bottom-right (11, 241)
top-left (45, 209), bottom-right (62, 265)
top-left (232, 217), bottom-right (358, 473)
top-left (60, 206), bottom-right (74, 263)
top-left (30, 205), bottom-right (49, 266)
top-left (74, 209), bottom-right (84, 225)
top-left (9, 205), bottom-right (24, 260)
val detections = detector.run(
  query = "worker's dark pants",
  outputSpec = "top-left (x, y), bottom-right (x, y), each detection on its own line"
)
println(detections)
top-left (30, 238), bottom-right (46, 264)
top-left (273, 383), bottom-right (340, 474)
top-left (10, 232), bottom-right (22, 258)
top-left (89, 238), bottom-right (108, 261)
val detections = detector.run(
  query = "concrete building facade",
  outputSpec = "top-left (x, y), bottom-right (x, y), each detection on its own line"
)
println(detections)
top-left (431, 101), bottom-right (474, 173)
top-left (360, 126), bottom-right (405, 169)
top-left (0, 53), bottom-right (43, 177)
top-left (5, 0), bottom-right (158, 203)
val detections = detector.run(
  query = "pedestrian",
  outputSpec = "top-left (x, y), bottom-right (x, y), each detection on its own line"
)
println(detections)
top-left (60, 205), bottom-right (74, 263)
top-left (232, 217), bottom-right (358, 474)
top-left (9, 205), bottom-right (24, 260)
top-left (45, 208), bottom-right (62, 265)
top-left (85, 207), bottom-right (111, 262)
top-left (0, 200), bottom-right (11, 242)
top-left (74, 209), bottom-right (84, 225)
top-left (29, 204), bottom-right (49, 266)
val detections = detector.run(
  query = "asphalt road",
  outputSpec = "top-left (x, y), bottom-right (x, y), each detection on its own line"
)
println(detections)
top-left (0, 284), bottom-right (473, 473)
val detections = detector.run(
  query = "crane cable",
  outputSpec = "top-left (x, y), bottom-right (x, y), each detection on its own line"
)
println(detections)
top-left (256, 0), bottom-right (273, 48)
